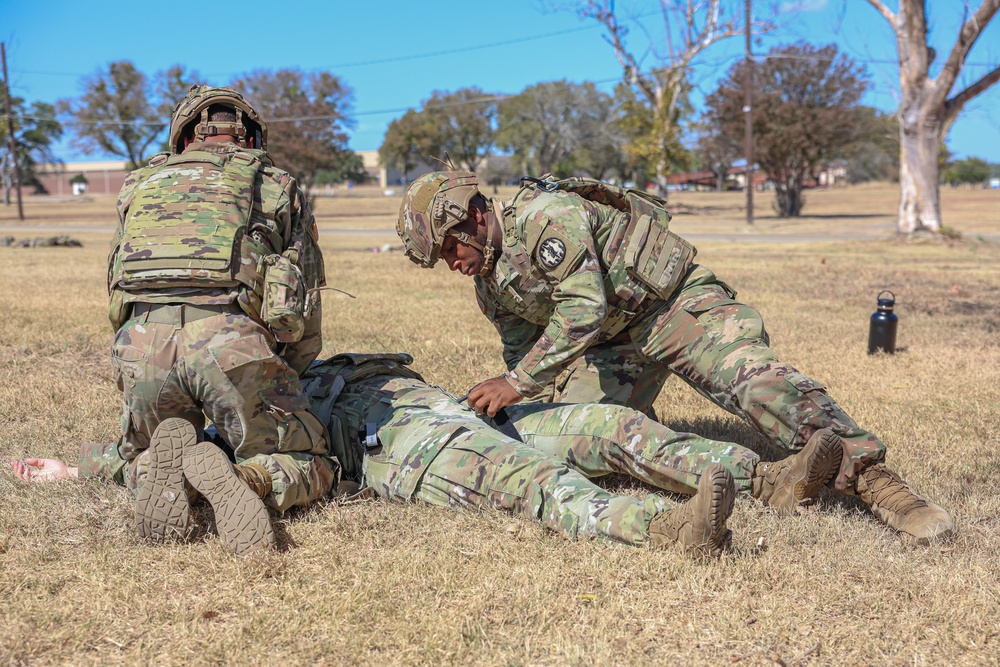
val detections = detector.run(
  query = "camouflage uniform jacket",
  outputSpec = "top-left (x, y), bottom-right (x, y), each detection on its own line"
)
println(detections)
top-left (474, 186), bottom-right (666, 397)
top-left (108, 141), bottom-right (326, 375)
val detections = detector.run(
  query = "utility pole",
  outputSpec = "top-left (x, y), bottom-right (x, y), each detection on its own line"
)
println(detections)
top-left (743, 0), bottom-right (754, 226)
top-left (2, 42), bottom-right (25, 221)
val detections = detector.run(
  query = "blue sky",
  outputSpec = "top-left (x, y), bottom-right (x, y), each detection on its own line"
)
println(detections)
top-left (3, 0), bottom-right (999, 162)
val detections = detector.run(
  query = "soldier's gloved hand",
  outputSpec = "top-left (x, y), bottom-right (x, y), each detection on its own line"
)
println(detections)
top-left (467, 375), bottom-right (524, 417)
top-left (10, 458), bottom-right (77, 483)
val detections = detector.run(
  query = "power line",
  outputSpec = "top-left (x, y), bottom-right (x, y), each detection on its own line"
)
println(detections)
top-left (9, 24), bottom-right (607, 80)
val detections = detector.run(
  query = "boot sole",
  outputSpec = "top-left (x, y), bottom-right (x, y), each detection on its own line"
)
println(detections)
top-left (135, 418), bottom-right (194, 540)
top-left (183, 441), bottom-right (275, 556)
top-left (691, 464), bottom-right (737, 558)
top-left (772, 429), bottom-right (843, 516)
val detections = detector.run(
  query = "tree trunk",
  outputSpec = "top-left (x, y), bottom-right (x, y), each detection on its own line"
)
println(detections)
top-left (2, 153), bottom-right (9, 205)
top-left (866, 0), bottom-right (1000, 235)
top-left (775, 174), bottom-right (804, 217)
top-left (897, 106), bottom-right (943, 234)
top-left (716, 171), bottom-right (725, 192)
top-left (654, 167), bottom-right (669, 200)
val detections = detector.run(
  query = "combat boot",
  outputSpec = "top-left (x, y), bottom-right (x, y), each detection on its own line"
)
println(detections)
top-left (135, 418), bottom-right (196, 541)
top-left (751, 428), bottom-right (843, 515)
top-left (649, 463), bottom-right (736, 558)
top-left (855, 463), bottom-right (955, 544)
top-left (183, 441), bottom-right (276, 556)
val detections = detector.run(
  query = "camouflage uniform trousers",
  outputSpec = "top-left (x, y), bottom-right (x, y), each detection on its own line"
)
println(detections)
top-left (112, 303), bottom-right (336, 511)
top-left (504, 401), bottom-right (758, 495)
top-left (340, 375), bottom-right (673, 547)
top-left (552, 266), bottom-right (886, 491)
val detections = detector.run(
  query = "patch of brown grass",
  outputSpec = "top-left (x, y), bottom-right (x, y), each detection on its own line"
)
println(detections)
top-left (1, 186), bottom-right (999, 665)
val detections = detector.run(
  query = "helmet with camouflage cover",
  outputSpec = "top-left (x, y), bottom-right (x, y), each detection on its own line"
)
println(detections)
top-left (168, 85), bottom-right (267, 153)
top-left (396, 171), bottom-right (482, 268)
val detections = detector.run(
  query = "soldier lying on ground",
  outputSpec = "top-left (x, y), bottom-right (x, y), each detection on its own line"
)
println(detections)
top-left (395, 171), bottom-right (955, 544)
top-left (10, 353), bottom-right (847, 558)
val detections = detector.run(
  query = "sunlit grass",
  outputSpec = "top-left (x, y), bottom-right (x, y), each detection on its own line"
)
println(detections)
top-left (1, 185), bottom-right (998, 665)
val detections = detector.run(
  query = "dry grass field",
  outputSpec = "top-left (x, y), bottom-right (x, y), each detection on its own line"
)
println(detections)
top-left (1, 184), bottom-right (998, 665)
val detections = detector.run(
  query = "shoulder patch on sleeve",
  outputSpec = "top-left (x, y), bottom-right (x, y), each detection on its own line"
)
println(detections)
top-left (535, 230), bottom-right (585, 281)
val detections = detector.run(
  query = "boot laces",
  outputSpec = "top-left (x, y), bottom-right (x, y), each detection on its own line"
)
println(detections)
top-left (861, 466), bottom-right (927, 514)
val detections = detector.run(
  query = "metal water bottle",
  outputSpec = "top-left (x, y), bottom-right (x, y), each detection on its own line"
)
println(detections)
top-left (868, 290), bottom-right (898, 355)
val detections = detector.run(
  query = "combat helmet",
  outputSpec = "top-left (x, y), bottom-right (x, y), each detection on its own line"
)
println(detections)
top-left (168, 85), bottom-right (267, 153)
top-left (396, 171), bottom-right (482, 268)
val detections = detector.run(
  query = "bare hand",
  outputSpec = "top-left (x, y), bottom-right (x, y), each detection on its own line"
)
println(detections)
top-left (10, 458), bottom-right (74, 483)
top-left (467, 375), bottom-right (523, 417)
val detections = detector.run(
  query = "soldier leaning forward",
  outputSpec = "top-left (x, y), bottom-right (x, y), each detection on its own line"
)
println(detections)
top-left (107, 85), bottom-right (333, 554)
top-left (395, 171), bottom-right (954, 544)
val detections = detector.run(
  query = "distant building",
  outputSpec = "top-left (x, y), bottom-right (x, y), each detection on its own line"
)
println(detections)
top-left (356, 150), bottom-right (438, 189)
top-left (35, 160), bottom-right (130, 197)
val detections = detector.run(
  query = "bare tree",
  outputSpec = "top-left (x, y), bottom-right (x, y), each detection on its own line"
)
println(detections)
top-left (576, 0), bottom-right (774, 198)
top-left (864, 0), bottom-right (1000, 235)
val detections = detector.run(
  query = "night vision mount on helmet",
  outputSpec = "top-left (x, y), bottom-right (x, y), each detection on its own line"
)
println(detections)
top-left (168, 85), bottom-right (267, 153)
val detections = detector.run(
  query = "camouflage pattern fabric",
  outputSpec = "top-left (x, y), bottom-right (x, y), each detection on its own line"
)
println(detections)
top-left (78, 442), bottom-right (129, 486)
top-left (523, 339), bottom-right (666, 416)
top-left (345, 375), bottom-right (672, 546)
top-left (105, 140), bottom-right (332, 512)
top-left (83, 354), bottom-right (757, 543)
top-left (112, 306), bottom-right (336, 511)
top-left (504, 401), bottom-right (757, 494)
top-left (109, 141), bottom-right (326, 375)
top-left (473, 186), bottom-right (886, 491)
top-left (628, 265), bottom-right (885, 490)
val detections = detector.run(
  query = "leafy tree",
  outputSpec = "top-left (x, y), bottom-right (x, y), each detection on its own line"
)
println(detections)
top-left (313, 152), bottom-right (369, 186)
top-left (379, 87), bottom-right (497, 174)
top-left (58, 61), bottom-right (198, 168)
top-left (693, 118), bottom-right (744, 191)
top-left (1, 82), bottom-right (62, 201)
top-left (864, 0), bottom-right (1000, 235)
top-left (942, 157), bottom-right (991, 186)
top-left (703, 43), bottom-right (870, 216)
top-left (479, 155), bottom-right (519, 193)
top-left (233, 69), bottom-right (356, 198)
top-left (420, 88), bottom-right (497, 172)
top-left (496, 80), bottom-right (618, 177)
top-left (840, 106), bottom-right (899, 184)
top-left (379, 109), bottom-right (434, 180)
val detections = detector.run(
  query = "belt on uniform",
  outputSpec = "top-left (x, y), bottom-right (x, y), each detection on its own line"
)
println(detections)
top-left (132, 302), bottom-right (239, 325)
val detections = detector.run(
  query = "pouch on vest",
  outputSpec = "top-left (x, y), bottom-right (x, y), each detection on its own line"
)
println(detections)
top-left (619, 192), bottom-right (696, 300)
top-left (260, 251), bottom-right (306, 343)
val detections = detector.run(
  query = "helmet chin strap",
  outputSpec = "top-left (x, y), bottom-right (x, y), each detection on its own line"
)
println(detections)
top-left (448, 203), bottom-right (498, 277)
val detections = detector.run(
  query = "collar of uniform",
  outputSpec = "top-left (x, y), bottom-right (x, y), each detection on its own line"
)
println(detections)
top-left (183, 141), bottom-right (240, 155)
